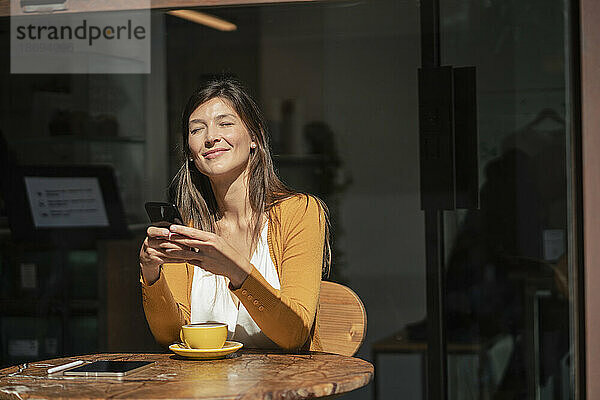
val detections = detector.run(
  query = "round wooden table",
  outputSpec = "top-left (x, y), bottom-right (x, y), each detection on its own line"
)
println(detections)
top-left (0, 350), bottom-right (373, 399)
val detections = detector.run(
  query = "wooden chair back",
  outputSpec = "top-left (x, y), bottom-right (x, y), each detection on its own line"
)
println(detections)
top-left (317, 281), bottom-right (367, 356)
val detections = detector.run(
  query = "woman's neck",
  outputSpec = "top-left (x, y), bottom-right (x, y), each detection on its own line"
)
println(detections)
top-left (210, 170), bottom-right (253, 229)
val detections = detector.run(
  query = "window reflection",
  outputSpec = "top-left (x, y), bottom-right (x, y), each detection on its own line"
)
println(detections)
top-left (0, 0), bottom-right (577, 398)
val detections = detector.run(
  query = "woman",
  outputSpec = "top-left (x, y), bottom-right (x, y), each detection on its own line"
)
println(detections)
top-left (139, 78), bottom-right (330, 351)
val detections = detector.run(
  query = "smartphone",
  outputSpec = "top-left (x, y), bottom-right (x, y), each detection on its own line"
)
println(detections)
top-left (144, 202), bottom-right (184, 227)
top-left (63, 361), bottom-right (154, 377)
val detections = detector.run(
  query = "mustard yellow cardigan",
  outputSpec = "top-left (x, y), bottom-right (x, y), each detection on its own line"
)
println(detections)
top-left (140, 194), bottom-right (325, 351)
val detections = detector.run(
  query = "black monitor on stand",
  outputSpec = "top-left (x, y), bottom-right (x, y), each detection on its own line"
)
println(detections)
top-left (6, 164), bottom-right (130, 249)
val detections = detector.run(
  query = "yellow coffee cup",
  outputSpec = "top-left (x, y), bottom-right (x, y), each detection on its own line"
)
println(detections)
top-left (180, 322), bottom-right (227, 349)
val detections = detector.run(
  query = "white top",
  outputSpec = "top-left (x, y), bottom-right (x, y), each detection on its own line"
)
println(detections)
top-left (190, 222), bottom-right (280, 348)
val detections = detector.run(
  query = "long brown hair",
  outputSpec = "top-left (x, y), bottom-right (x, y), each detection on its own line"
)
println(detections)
top-left (171, 77), bottom-right (331, 276)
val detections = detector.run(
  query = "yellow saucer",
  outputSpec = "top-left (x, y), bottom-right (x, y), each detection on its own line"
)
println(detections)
top-left (169, 341), bottom-right (243, 359)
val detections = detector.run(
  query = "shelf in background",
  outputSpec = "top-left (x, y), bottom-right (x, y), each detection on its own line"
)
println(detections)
top-left (9, 136), bottom-right (145, 145)
top-left (0, 299), bottom-right (63, 316)
top-left (68, 300), bottom-right (100, 313)
top-left (0, 299), bottom-right (99, 316)
top-left (0, 224), bottom-right (149, 237)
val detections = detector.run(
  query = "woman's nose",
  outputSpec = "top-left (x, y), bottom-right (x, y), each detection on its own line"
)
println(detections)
top-left (204, 128), bottom-right (221, 146)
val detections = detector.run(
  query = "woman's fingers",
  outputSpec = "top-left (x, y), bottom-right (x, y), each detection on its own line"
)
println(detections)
top-left (147, 237), bottom-right (187, 250)
top-left (164, 248), bottom-right (204, 260)
top-left (166, 236), bottom-right (212, 250)
top-left (148, 246), bottom-right (204, 264)
top-left (140, 247), bottom-right (181, 266)
top-left (169, 225), bottom-right (214, 241)
top-left (140, 234), bottom-right (188, 273)
top-left (147, 226), bottom-right (170, 238)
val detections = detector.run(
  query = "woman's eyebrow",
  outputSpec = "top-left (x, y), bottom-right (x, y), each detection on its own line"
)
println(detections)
top-left (216, 113), bottom-right (236, 120)
top-left (189, 114), bottom-right (236, 125)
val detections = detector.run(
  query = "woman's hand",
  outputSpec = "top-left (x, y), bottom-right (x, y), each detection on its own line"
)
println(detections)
top-left (162, 225), bottom-right (253, 289)
top-left (139, 226), bottom-right (189, 285)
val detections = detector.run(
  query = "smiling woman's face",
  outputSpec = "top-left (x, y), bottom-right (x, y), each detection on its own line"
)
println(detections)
top-left (188, 97), bottom-right (255, 180)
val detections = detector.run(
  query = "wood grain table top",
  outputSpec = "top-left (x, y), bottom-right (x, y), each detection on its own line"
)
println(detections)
top-left (0, 350), bottom-right (373, 399)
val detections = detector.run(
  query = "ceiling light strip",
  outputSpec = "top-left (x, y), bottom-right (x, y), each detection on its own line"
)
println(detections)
top-left (167, 10), bottom-right (237, 31)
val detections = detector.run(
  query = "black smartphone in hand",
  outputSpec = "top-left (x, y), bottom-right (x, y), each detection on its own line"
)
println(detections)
top-left (144, 202), bottom-right (184, 227)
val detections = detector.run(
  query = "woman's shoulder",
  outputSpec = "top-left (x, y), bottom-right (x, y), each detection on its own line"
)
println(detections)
top-left (271, 193), bottom-right (323, 217)
top-left (271, 193), bottom-right (325, 220)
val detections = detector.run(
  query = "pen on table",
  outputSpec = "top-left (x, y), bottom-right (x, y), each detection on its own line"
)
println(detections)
top-left (47, 360), bottom-right (84, 374)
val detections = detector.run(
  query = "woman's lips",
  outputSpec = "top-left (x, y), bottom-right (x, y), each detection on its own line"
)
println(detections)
top-left (203, 149), bottom-right (229, 159)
